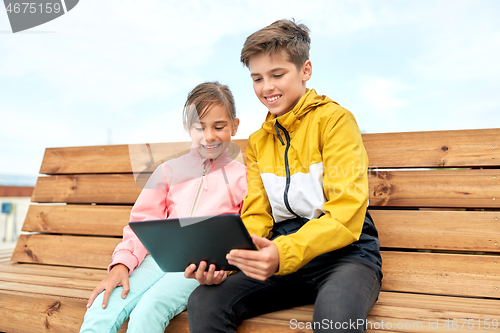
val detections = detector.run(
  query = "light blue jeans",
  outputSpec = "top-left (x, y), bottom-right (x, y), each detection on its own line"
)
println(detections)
top-left (80, 255), bottom-right (199, 333)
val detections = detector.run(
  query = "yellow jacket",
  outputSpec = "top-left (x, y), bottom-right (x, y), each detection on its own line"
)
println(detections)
top-left (241, 89), bottom-right (370, 275)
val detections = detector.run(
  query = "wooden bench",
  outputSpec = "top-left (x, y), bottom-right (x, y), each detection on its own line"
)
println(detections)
top-left (0, 128), bottom-right (499, 332)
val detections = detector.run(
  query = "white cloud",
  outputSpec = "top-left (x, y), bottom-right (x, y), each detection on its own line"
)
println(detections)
top-left (412, 1), bottom-right (500, 82)
top-left (0, 0), bottom-right (404, 112)
top-left (359, 77), bottom-right (408, 114)
top-left (127, 107), bottom-right (189, 144)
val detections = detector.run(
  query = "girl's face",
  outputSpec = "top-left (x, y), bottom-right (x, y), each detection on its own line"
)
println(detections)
top-left (188, 104), bottom-right (239, 160)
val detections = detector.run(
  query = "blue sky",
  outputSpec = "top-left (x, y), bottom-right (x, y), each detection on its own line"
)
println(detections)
top-left (1, 0), bottom-right (499, 181)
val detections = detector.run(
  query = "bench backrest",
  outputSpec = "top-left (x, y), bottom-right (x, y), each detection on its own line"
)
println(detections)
top-left (13, 129), bottom-right (500, 299)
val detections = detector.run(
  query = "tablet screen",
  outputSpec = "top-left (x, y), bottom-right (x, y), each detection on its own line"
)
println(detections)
top-left (129, 214), bottom-right (256, 272)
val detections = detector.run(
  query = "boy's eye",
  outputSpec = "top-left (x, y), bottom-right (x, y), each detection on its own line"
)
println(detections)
top-left (274, 74), bottom-right (284, 78)
top-left (253, 78), bottom-right (262, 82)
top-left (195, 127), bottom-right (203, 131)
top-left (215, 127), bottom-right (225, 130)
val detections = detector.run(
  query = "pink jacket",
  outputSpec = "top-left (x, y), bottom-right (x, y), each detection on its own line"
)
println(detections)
top-left (109, 148), bottom-right (247, 275)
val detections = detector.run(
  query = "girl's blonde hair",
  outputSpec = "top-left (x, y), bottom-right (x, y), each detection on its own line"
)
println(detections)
top-left (183, 82), bottom-right (236, 130)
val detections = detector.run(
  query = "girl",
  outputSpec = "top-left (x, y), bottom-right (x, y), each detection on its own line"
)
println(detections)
top-left (80, 82), bottom-right (247, 333)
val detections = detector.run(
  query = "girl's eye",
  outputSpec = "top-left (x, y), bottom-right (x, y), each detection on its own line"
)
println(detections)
top-left (195, 127), bottom-right (203, 131)
top-left (215, 127), bottom-right (225, 130)
top-left (253, 78), bottom-right (262, 82)
top-left (274, 74), bottom-right (284, 78)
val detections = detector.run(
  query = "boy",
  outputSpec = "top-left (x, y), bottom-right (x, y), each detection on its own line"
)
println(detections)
top-left (185, 19), bottom-right (382, 333)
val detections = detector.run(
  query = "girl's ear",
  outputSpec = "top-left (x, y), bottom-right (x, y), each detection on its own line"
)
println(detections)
top-left (231, 118), bottom-right (240, 136)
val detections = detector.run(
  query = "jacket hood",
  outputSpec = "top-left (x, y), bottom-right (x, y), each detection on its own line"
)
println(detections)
top-left (261, 89), bottom-right (336, 134)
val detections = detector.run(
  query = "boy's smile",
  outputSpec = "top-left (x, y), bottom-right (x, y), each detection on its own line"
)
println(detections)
top-left (249, 53), bottom-right (311, 117)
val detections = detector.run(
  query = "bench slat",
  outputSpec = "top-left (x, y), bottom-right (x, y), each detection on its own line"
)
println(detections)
top-left (11, 234), bottom-right (120, 269)
top-left (0, 261), bottom-right (107, 281)
top-left (31, 170), bottom-right (500, 208)
top-left (22, 205), bottom-right (500, 253)
top-left (1, 285), bottom-right (499, 333)
top-left (364, 128), bottom-right (500, 169)
top-left (370, 292), bottom-right (500, 332)
top-left (31, 174), bottom-right (141, 204)
top-left (0, 271), bottom-right (98, 291)
top-left (39, 140), bottom-right (247, 175)
top-left (37, 130), bottom-right (500, 175)
top-left (0, 290), bottom-right (88, 333)
top-left (10, 234), bottom-right (500, 298)
top-left (23, 204), bottom-right (132, 235)
top-left (381, 251), bottom-right (500, 298)
top-left (372, 210), bottom-right (500, 252)
top-left (369, 169), bottom-right (499, 208)
top-left (0, 280), bottom-right (91, 299)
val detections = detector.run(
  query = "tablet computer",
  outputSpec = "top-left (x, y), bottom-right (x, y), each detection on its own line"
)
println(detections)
top-left (129, 214), bottom-right (257, 272)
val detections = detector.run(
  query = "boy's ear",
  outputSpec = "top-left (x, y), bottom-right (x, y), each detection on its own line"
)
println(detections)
top-left (231, 118), bottom-right (240, 136)
top-left (302, 60), bottom-right (312, 82)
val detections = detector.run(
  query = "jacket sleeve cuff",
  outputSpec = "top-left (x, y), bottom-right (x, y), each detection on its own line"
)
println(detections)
top-left (273, 237), bottom-right (290, 276)
top-left (108, 250), bottom-right (139, 276)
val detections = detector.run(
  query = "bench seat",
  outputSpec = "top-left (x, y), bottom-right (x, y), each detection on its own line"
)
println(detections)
top-left (1, 260), bottom-right (499, 332)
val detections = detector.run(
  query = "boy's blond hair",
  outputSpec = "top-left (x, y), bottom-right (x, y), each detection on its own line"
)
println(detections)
top-left (240, 19), bottom-right (311, 70)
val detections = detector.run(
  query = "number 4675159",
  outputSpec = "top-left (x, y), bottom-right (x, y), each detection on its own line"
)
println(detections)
top-left (444, 319), bottom-right (498, 330)
top-left (5, 2), bottom-right (62, 14)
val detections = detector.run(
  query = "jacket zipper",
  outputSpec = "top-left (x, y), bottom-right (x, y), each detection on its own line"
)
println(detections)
top-left (189, 166), bottom-right (206, 217)
top-left (275, 121), bottom-right (301, 219)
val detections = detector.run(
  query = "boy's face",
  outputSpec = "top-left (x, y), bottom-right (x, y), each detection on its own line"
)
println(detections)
top-left (249, 53), bottom-right (311, 117)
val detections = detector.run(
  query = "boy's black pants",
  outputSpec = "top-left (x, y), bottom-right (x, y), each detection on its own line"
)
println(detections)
top-left (187, 215), bottom-right (382, 333)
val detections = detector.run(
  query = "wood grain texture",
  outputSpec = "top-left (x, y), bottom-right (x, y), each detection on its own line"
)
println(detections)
top-left (31, 174), bottom-right (142, 204)
top-left (0, 186), bottom-right (33, 197)
top-left (368, 169), bottom-right (500, 208)
top-left (371, 210), bottom-right (500, 252)
top-left (364, 128), bottom-right (500, 169)
top-left (39, 140), bottom-right (248, 175)
top-left (9, 235), bottom-right (500, 298)
top-left (0, 271), bottom-right (99, 290)
top-left (30, 169), bottom-right (500, 208)
top-left (21, 205), bottom-right (500, 253)
top-left (23, 204), bottom-right (132, 235)
top-left (381, 251), bottom-right (500, 298)
top-left (0, 290), bottom-right (88, 333)
top-left (368, 291), bottom-right (500, 333)
top-left (37, 129), bottom-right (500, 175)
top-left (11, 234), bottom-right (121, 269)
top-left (0, 261), bottom-right (107, 281)
top-left (1, 285), bottom-right (499, 333)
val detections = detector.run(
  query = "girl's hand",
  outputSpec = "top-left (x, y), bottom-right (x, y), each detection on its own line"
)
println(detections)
top-left (87, 264), bottom-right (130, 309)
top-left (227, 234), bottom-right (279, 281)
top-left (184, 261), bottom-right (228, 285)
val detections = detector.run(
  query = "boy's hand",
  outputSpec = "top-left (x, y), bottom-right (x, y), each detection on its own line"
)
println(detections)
top-left (87, 264), bottom-right (130, 309)
top-left (184, 261), bottom-right (228, 285)
top-left (227, 234), bottom-right (279, 281)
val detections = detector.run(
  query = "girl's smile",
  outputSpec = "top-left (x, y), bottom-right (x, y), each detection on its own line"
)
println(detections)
top-left (189, 104), bottom-right (239, 160)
